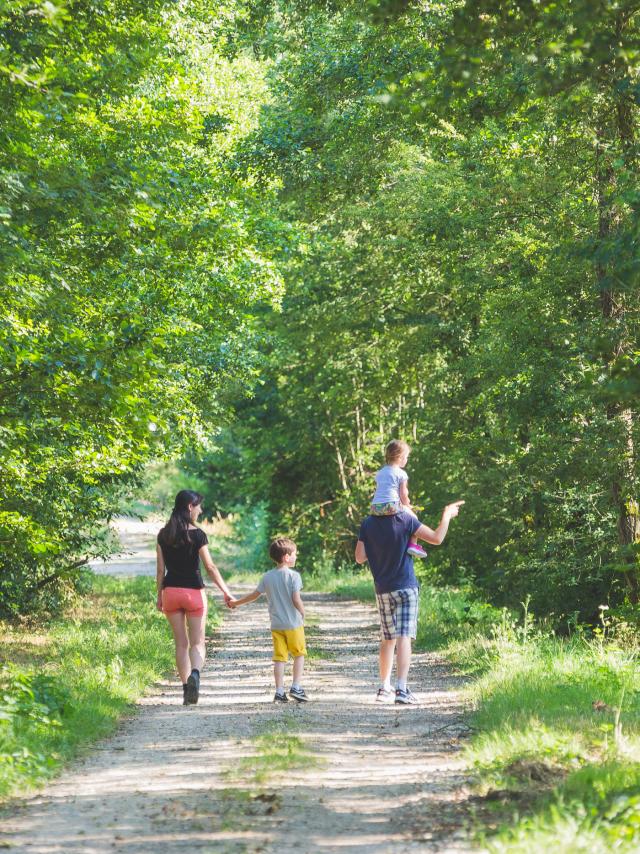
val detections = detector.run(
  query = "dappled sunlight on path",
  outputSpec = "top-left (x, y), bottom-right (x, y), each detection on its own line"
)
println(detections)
top-left (3, 587), bottom-right (477, 852)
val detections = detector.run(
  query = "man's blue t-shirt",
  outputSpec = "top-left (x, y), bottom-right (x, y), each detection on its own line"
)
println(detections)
top-left (358, 512), bottom-right (422, 594)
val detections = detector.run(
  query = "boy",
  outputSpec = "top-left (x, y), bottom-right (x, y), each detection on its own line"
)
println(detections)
top-left (229, 537), bottom-right (309, 703)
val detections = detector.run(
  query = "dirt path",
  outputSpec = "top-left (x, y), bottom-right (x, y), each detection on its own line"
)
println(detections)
top-left (4, 522), bottom-right (477, 853)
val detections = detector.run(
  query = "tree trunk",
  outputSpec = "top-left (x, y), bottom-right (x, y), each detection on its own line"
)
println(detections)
top-left (596, 25), bottom-right (639, 601)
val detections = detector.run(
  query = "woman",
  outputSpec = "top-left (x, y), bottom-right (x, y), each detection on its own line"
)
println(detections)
top-left (156, 489), bottom-right (233, 705)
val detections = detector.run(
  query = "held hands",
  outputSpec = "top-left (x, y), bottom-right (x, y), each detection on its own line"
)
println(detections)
top-left (223, 592), bottom-right (234, 609)
top-left (444, 500), bottom-right (465, 519)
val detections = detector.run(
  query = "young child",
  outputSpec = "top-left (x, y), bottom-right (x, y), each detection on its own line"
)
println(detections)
top-left (229, 537), bottom-right (309, 703)
top-left (370, 439), bottom-right (427, 558)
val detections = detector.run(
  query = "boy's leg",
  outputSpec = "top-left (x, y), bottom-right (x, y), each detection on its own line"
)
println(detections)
top-left (273, 660), bottom-right (286, 691)
top-left (292, 654), bottom-right (304, 686)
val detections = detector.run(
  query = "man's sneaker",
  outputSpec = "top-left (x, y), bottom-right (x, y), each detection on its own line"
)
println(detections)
top-left (395, 687), bottom-right (419, 705)
top-left (273, 691), bottom-right (289, 703)
top-left (407, 543), bottom-right (428, 558)
top-left (185, 670), bottom-right (200, 705)
top-left (289, 686), bottom-right (309, 703)
top-left (376, 687), bottom-right (394, 703)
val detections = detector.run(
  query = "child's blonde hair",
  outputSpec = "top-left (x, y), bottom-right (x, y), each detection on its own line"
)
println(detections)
top-left (385, 439), bottom-right (410, 465)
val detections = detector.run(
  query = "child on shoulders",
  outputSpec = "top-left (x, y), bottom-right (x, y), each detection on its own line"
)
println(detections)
top-left (229, 537), bottom-right (309, 703)
top-left (370, 439), bottom-right (427, 558)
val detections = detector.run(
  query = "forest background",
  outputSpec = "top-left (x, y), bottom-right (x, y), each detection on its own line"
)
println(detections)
top-left (2, 0), bottom-right (640, 629)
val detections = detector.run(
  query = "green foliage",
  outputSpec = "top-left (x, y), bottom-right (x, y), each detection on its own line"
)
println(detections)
top-left (0, 574), bottom-right (216, 799)
top-left (0, 1), bottom-right (283, 616)
top-left (464, 621), bottom-right (640, 851)
top-left (194, 0), bottom-right (640, 622)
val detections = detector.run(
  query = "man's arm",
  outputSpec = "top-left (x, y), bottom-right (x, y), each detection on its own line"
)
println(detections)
top-left (415, 501), bottom-right (465, 546)
top-left (355, 539), bottom-right (367, 564)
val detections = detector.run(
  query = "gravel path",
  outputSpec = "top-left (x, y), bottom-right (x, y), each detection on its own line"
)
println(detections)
top-left (4, 522), bottom-right (477, 853)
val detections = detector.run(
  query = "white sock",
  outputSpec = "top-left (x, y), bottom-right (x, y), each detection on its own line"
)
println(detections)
top-left (381, 679), bottom-right (391, 691)
top-left (276, 686), bottom-right (285, 695)
top-left (397, 679), bottom-right (407, 692)
top-left (291, 683), bottom-right (301, 691)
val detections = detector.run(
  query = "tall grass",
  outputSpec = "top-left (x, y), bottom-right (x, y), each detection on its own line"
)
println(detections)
top-left (412, 587), bottom-right (640, 851)
top-left (0, 575), bottom-right (220, 800)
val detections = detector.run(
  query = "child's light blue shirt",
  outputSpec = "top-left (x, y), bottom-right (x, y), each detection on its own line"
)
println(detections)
top-left (372, 464), bottom-right (408, 504)
top-left (257, 567), bottom-right (303, 630)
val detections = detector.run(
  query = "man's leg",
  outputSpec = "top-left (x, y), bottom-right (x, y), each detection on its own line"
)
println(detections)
top-left (379, 638), bottom-right (396, 689)
top-left (395, 636), bottom-right (412, 689)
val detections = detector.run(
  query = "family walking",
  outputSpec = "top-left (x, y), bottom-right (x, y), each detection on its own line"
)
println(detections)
top-left (156, 440), bottom-right (464, 706)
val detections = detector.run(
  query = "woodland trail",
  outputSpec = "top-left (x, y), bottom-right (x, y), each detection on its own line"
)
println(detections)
top-left (3, 524), bottom-right (478, 853)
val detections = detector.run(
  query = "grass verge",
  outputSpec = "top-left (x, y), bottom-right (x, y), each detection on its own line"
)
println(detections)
top-left (302, 567), bottom-right (640, 851)
top-left (0, 574), bottom-right (220, 801)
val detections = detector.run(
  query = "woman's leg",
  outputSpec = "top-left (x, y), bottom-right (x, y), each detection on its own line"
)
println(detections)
top-left (185, 606), bottom-right (207, 674)
top-left (165, 611), bottom-right (190, 683)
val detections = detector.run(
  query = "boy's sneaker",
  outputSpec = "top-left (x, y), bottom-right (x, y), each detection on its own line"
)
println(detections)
top-left (185, 670), bottom-right (200, 705)
top-left (407, 543), bottom-right (428, 558)
top-left (376, 687), bottom-right (394, 703)
top-left (395, 687), bottom-right (419, 705)
top-left (289, 686), bottom-right (309, 703)
top-left (273, 691), bottom-right (289, 703)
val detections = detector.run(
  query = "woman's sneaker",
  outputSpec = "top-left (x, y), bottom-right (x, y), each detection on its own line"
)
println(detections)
top-left (395, 687), bottom-right (418, 705)
top-left (185, 670), bottom-right (200, 705)
top-left (289, 686), bottom-right (309, 702)
top-left (407, 543), bottom-right (428, 558)
top-left (376, 687), bottom-right (394, 703)
top-left (273, 690), bottom-right (289, 703)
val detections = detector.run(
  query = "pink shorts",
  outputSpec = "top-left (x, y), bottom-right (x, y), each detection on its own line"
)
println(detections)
top-left (162, 587), bottom-right (206, 616)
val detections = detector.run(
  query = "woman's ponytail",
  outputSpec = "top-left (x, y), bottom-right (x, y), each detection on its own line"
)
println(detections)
top-left (158, 489), bottom-right (203, 547)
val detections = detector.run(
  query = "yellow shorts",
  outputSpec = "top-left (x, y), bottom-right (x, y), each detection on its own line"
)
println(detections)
top-left (271, 627), bottom-right (307, 662)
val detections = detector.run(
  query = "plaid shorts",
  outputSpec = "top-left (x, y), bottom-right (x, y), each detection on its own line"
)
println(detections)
top-left (376, 587), bottom-right (419, 640)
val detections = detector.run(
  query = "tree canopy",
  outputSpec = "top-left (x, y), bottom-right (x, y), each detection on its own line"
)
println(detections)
top-left (193, 0), bottom-right (640, 623)
top-left (1, 0), bottom-right (639, 623)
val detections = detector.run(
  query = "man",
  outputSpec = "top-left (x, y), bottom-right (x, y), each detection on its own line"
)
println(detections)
top-left (355, 500), bottom-right (464, 704)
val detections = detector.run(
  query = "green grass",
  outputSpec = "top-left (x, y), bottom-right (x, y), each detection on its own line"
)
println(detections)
top-left (303, 569), bottom-right (640, 850)
top-left (465, 624), bottom-right (640, 852)
top-left (0, 575), bottom-right (220, 801)
top-left (304, 565), bottom-right (375, 601)
top-left (228, 717), bottom-right (319, 785)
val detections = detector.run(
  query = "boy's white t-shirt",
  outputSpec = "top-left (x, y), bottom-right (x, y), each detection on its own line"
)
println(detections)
top-left (257, 567), bottom-right (303, 630)
top-left (372, 464), bottom-right (408, 504)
